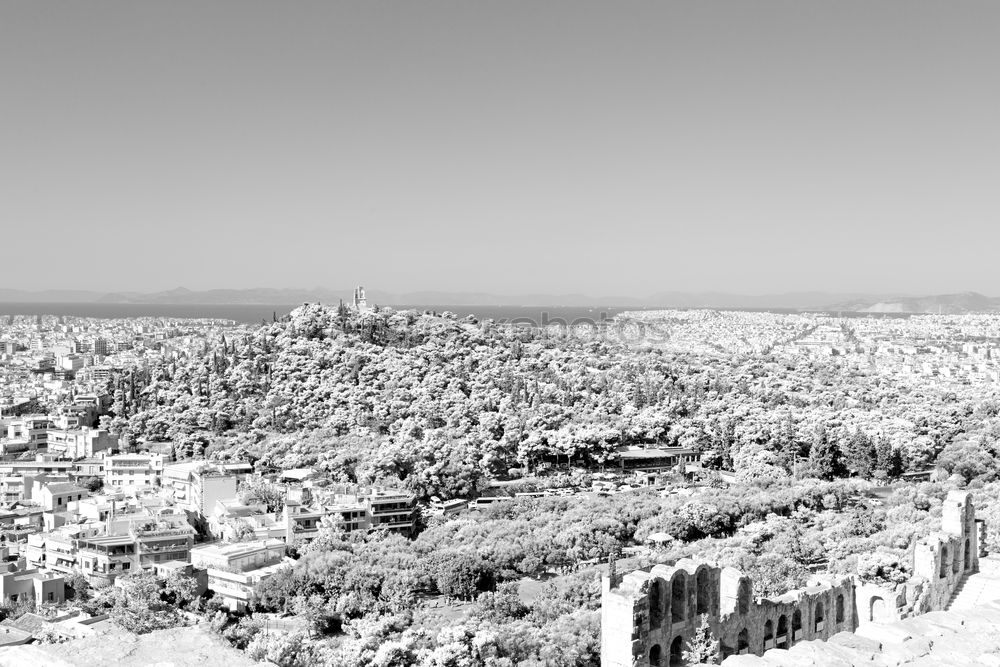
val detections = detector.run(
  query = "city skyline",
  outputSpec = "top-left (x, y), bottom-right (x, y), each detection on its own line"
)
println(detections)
top-left (3, 1), bottom-right (1000, 295)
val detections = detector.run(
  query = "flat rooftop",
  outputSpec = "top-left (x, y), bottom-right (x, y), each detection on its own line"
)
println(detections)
top-left (191, 539), bottom-right (284, 558)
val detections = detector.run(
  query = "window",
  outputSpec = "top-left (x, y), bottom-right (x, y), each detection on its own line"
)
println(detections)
top-left (123, 562), bottom-right (131, 570)
top-left (814, 602), bottom-right (824, 631)
top-left (940, 546), bottom-right (949, 579)
top-left (737, 579), bottom-right (751, 615)
top-left (649, 580), bottom-right (664, 629)
top-left (47, 592), bottom-right (54, 602)
top-left (696, 569), bottom-right (711, 615)
top-left (737, 629), bottom-right (749, 653)
top-left (671, 574), bottom-right (686, 622)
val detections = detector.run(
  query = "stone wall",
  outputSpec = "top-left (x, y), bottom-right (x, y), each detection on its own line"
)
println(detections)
top-left (601, 561), bottom-right (855, 666)
top-left (601, 490), bottom-right (982, 666)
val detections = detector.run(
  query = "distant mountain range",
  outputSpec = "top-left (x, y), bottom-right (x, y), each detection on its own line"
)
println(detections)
top-left (827, 291), bottom-right (1000, 314)
top-left (1, 287), bottom-right (999, 313)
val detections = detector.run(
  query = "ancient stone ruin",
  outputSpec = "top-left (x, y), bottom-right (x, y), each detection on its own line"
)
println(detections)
top-left (601, 490), bottom-right (984, 666)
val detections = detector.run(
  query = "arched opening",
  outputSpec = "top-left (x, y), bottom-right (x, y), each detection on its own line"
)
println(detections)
top-left (940, 545), bottom-right (949, 579)
top-left (650, 579), bottom-right (664, 629)
top-left (792, 610), bottom-right (802, 642)
top-left (669, 636), bottom-right (684, 666)
top-left (835, 595), bottom-right (844, 624)
top-left (814, 602), bottom-right (824, 632)
top-left (696, 568), bottom-right (710, 615)
top-left (671, 574), bottom-right (686, 623)
top-left (649, 644), bottom-right (662, 667)
top-left (737, 579), bottom-right (751, 615)
top-left (737, 628), bottom-right (749, 654)
top-left (966, 538), bottom-right (972, 570)
top-left (763, 619), bottom-right (774, 649)
top-left (776, 615), bottom-right (788, 647)
top-left (870, 596), bottom-right (888, 622)
top-left (953, 543), bottom-right (961, 574)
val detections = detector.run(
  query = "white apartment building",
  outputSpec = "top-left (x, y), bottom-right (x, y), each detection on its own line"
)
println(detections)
top-left (162, 461), bottom-right (238, 515)
top-left (46, 428), bottom-right (118, 458)
top-left (104, 453), bottom-right (164, 489)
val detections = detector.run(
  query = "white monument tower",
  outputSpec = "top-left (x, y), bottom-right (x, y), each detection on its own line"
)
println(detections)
top-left (352, 285), bottom-right (369, 312)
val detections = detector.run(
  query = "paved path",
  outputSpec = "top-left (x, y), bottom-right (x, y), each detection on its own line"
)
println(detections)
top-left (948, 556), bottom-right (1000, 611)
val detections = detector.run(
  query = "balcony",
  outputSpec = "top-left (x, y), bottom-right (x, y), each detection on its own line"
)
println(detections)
top-left (138, 542), bottom-right (190, 553)
top-left (370, 507), bottom-right (413, 516)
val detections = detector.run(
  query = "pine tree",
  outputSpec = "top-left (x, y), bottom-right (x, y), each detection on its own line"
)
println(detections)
top-left (809, 425), bottom-right (847, 480)
top-left (683, 614), bottom-right (720, 665)
top-left (843, 430), bottom-right (875, 478)
top-left (874, 436), bottom-right (903, 479)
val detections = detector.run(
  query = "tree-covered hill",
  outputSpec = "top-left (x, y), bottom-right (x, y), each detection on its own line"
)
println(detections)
top-left (109, 304), bottom-right (1000, 499)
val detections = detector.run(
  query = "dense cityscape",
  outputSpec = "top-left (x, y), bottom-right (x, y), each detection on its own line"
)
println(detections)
top-left (6, 1), bottom-right (1000, 664)
top-left (0, 295), bottom-right (998, 664)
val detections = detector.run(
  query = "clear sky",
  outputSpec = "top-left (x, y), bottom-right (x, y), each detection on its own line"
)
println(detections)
top-left (2, 1), bottom-right (999, 296)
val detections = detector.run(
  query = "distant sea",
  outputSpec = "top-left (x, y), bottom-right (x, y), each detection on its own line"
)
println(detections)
top-left (0, 302), bottom-right (295, 324)
top-left (0, 302), bottom-right (913, 325)
top-left (0, 302), bottom-right (636, 325)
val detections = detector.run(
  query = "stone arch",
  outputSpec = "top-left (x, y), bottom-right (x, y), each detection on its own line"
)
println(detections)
top-left (669, 636), bottom-right (684, 666)
top-left (764, 619), bottom-right (773, 640)
top-left (649, 579), bottom-right (664, 629)
top-left (792, 609), bottom-right (802, 641)
top-left (814, 601), bottom-right (824, 631)
top-left (737, 578), bottom-right (751, 615)
top-left (835, 594), bottom-right (844, 624)
top-left (966, 538), bottom-right (972, 570)
top-left (671, 572), bottom-right (686, 622)
top-left (695, 567), bottom-right (711, 615)
top-left (940, 544), bottom-right (949, 579)
top-left (870, 596), bottom-right (888, 622)
top-left (737, 628), bottom-right (749, 653)
top-left (649, 644), bottom-right (662, 667)
top-left (776, 615), bottom-right (788, 647)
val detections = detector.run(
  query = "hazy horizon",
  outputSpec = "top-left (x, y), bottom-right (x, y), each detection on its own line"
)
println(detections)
top-left (3, 1), bottom-right (1000, 295)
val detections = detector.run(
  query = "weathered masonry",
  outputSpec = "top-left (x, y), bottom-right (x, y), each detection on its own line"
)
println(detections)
top-left (601, 490), bottom-right (983, 666)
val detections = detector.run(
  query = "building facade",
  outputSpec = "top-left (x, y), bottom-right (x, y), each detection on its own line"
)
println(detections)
top-left (601, 491), bottom-right (983, 666)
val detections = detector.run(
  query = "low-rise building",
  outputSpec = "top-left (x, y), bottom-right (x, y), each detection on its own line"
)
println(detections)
top-left (46, 427), bottom-right (117, 458)
top-left (190, 538), bottom-right (285, 572)
top-left (0, 564), bottom-right (64, 606)
top-left (191, 539), bottom-right (289, 612)
top-left (77, 509), bottom-right (195, 585)
top-left (365, 489), bottom-right (418, 535)
top-left (104, 453), bottom-right (164, 489)
top-left (610, 446), bottom-right (700, 473)
top-left (208, 499), bottom-right (286, 543)
top-left (163, 461), bottom-right (238, 516)
top-left (36, 482), bottom-right (88, 512)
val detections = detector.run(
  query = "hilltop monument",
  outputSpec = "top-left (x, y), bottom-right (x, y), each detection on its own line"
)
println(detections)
top-left (352, 285), bottom-right (369, 312)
